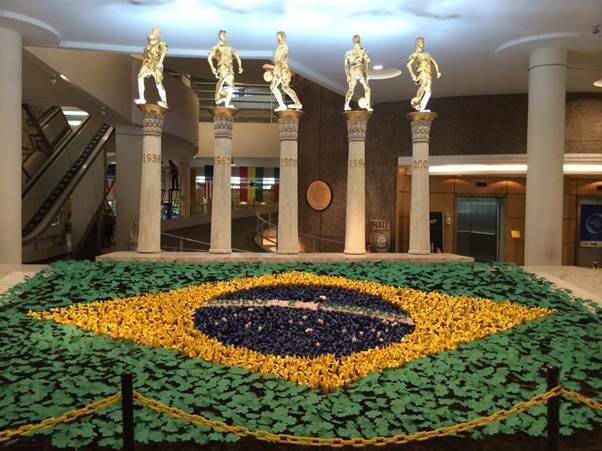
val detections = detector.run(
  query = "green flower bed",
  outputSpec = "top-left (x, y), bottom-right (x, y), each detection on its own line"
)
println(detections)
top-left (0, 261), bottom-right (600, 448)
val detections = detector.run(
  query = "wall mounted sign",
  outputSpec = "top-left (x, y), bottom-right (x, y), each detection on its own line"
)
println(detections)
top-left (306, 180), bottom-right (332, 212)
top-left (579, 201), bottom-right (602, 247)
top-left (369, 220), bottom-right (390, 253)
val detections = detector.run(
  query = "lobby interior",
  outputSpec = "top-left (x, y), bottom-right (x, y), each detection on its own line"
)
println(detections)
top-left (0, 1), bottom-right (601, 450)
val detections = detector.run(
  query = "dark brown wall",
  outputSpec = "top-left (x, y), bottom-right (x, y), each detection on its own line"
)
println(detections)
top-left (295, 75), bottom-right (602, 251)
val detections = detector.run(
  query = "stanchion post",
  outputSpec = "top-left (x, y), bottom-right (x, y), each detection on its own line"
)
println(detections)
top-left (546, 365), bottom-right (560, 451)
top-left (121, 372), bottom-right (134, 451)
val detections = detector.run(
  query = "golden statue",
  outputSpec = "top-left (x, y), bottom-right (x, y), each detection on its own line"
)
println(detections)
top-left (344, 35), bottom-right (373, 112)
top-left (263, 31), bottom-right (302, 112)
top-left (135, 27), bottom-right (168, 109)
top-left (207, 30), bottom-right (243, 109)
top-left (406, 36), bottom-right (441, 112)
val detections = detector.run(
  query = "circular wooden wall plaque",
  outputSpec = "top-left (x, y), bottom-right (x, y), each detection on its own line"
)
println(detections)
top-left (306, 180), bottom-right (332, 211)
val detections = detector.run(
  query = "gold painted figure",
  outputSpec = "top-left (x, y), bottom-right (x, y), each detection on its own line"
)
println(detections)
top-left (263, 31), bottom-right (302, 112)
top-left (406, 36), bottom-right (441, 112)
top-left (135, 27), bottom-right (168, 109)
top-left (344, 35), bottom-right (373, 112)
top-left (207, 30), bottom-right (243, 109)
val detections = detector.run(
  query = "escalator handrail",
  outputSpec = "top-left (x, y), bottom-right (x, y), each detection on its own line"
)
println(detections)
top-left (22, 105), bottom-right (56, 155)
top-left (37, 106), bottom-right (63, 129)
top-left (22, 125), bottom-right (115, 244)
top-left (70, 184), bottom-right (115, 257)
top-left (22, 115), bottom-right (93, 196)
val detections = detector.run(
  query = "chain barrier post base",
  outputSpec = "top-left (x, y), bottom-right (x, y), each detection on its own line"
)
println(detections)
top-left (121, 372), bottom-right (134, 451)
top-left (547, 365), bottom-right (560, 451)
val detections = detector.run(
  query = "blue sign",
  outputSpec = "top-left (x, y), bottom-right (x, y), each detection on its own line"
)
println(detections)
top-left (579, 203), bottom-right (602, 247)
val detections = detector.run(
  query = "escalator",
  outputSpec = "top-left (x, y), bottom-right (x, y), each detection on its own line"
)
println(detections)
top-left (21, 105), bottom-right (115, 262)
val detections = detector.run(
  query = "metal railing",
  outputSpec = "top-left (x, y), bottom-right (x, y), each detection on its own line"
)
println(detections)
top-left (192, 80), bottom-right (277, 123)
top-left (160, 232), bottom-right (251, 253)
top-left (255, 208), bottom-right (346, 253)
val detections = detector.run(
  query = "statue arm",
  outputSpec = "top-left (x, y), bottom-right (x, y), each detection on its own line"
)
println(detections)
top-left (431, 57), bottom-right (442, 78)
top-left (365, 50), bottom-right (372, 74)
top-left (158, 42), bottom-right (167, 67)
top-left (344, 54), bottom-right (350, 81)
top-left (406, 55), bottom-right (417, 81)
top-left (235, 49), bottom-right (243, 74)
top-left (207, 47), bottom-right (217, 75)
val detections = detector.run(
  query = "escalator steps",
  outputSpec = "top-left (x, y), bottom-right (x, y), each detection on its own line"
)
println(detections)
top-left (26, 126), bottom-right (111, 233)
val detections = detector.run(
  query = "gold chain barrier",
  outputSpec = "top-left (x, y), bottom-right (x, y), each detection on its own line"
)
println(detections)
top-left (0, 393), bottom-right (121, 444)
top-left (561, 388), bottom-right (602, 411)
top-left (1, 386), bottom-right (600, 447)
top-left (132, 386), bottom-right (575, 447)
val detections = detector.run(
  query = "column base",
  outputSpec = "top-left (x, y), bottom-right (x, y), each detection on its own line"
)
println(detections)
top-left (344, 249), bottom-right (366, 255)
top-left (277, 248), bottom-right (299, 255)
top-left (407, 249), bottom-right (430, 255)
top-left (136, 248), bottom-right (161, 254)
top-left (209, 248), bottom-right (232, 254)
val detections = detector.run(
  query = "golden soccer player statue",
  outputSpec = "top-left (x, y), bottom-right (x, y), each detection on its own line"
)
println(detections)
top-left (406, 36), bottom-right (441, 112)
top-left (135, 27), bottom-right (168, 109)
top-left (207, 30), bottom-right (243, 109)
top-left (263, 31), bottom-right (302, 112)
top-left (344, 34), bottom-right (373, 112)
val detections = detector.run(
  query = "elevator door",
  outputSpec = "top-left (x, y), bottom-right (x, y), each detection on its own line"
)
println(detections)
top-left (456, 197), bottom-right (502, 262)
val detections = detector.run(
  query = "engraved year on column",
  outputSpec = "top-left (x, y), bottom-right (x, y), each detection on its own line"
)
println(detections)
top-left (280, 157), bottom-right (297, 167)
top-left (413, 159), bottom-right (430, 169)
top-left (215, 155), bottom-right (232, 165)
top-left (142, 153), bottom-right (161, 163)
top-left (348, 158), bottom-right (365, 168)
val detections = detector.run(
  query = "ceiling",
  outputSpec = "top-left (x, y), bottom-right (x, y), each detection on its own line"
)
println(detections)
top-left (1, 0), bottom-right (602, 103)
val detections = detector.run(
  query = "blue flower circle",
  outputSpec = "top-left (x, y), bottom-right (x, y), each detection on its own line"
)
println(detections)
top-left (194, 285), bottom-right (414, 358)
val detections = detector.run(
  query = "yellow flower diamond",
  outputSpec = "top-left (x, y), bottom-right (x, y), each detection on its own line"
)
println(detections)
top-left (29, 272), bottom-right (551, 391)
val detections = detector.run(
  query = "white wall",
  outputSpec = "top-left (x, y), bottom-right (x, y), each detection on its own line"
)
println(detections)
top-left (25, 47), bottom-right (199, 153)
top-left (197, 122), bottom-right (280, 158)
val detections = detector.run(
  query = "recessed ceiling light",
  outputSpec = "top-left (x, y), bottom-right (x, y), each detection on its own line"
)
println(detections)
top-left (369, 68), bottom-right (402, 80)
top-left (594, 79), bottom-right (602, 88)
top-left (373, 64), bottom-right (383, 70)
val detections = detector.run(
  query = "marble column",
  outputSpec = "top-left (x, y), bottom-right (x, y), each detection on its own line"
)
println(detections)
top-left (525, 48), bottom-right (567, 266)
top-left (0, 27), bottom-right (22, 264)
top-left (406, 112), bottom-right (437, 255)
top-left (343, 111), bottom-right (372, 254)
top-left (276, 110), bottom-right (304, 254)
top-left (136, 104), bottom-right (168, 253)
top-left (209, 107), bottom-right (238, 254)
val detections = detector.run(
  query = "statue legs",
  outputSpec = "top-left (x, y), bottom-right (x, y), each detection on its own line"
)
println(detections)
top-left (271, 80), bottom-right (287, 112)
top-left (412, 79), bottom-right (431, 112)
top-left (156, 82), bottom-right (168, 109)
top-left (359, 78), bottom-right (372, 111)
top-left (135, 76), bottom-right (146, 104)
top-left (215, 78), bottom-right (226, 105)
top-left (283, 85), bottom-right (302, 110)
top-left (344, 80), bottom-right (357, 111)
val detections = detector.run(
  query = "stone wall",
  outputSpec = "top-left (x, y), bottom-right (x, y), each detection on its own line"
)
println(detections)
top-left (294, 74), bottom-right (602, 251)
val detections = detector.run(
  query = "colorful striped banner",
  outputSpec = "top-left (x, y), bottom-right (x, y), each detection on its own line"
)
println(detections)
top-left (255, 167), bottom-right (264, 202)
top-left (239, 166), bottom-right (248, 202)
top-left (248, 167), bottom-right (256, 203)
top-left (204, 165), bottom-right (213, 200)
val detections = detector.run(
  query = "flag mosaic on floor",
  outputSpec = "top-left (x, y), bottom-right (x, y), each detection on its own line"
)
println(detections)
top-left (29, 271), bottom-right (550, 391)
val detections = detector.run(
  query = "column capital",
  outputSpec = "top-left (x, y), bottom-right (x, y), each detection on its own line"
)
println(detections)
top-left (209, 107), bottom-right (239, 139)
top-left (344, 111), bottom-right (372, 142)
top-left (276, 110), bottom-right (304, 141)
top-left (406, 111), bottom-right (438, 144)
top-left (137, 104), bottom-right (168, 136)
top-left (529, 47), bottom-right (567, 70)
